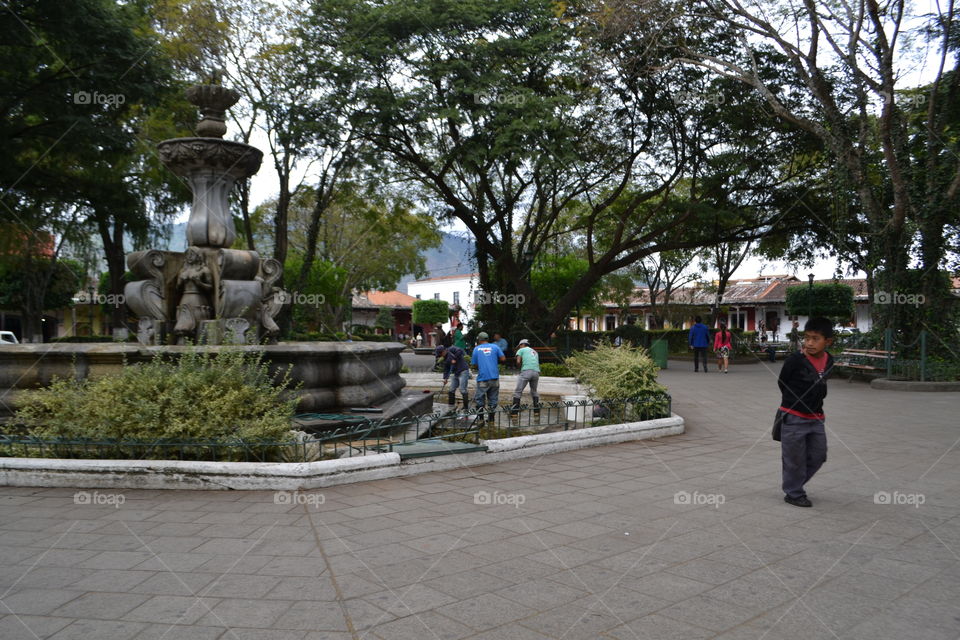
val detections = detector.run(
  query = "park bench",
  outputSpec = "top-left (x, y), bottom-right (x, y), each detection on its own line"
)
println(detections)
top-left (834, 348), bottom-right (897, 380)
top-left (749, 341), bottom-right (791, 361)
top-left (533, 346), bottom-right (560, 363)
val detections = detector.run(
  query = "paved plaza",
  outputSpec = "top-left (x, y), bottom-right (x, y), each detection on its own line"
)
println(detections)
top-left (1, 359), bottom-right (959, 639)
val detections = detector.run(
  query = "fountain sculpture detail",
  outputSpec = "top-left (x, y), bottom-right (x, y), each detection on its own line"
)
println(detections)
top-left (124, 83), bottom-right (285, 345)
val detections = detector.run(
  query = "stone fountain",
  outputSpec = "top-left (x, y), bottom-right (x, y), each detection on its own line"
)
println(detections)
top-left (0, 83), bottom-right (431, 427)
top-left (124, 84), bottom-right (283, 346)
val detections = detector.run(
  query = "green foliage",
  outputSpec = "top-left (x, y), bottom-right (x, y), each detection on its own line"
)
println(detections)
top-left (564, 342), bottom-right (667, 400)
top-left (299, 0), bottom-right (805, 336)
top-left (785, 283), bottom-right (855, 320)
top-left (283, 255), bottom-right (349, 332)
top-left (0, 257), bottom-right (85, 312)
top-left (538, 362), bottom-right (572, 377)
top-left (14, 349), bottom-right (299, 445)
top-left (374, 306), bottom-right (395, 331)
top-left (531, 255), bottom-right (602, 313)
top-left (413, 299), bottom-right (449, 325)
top-left (874, 269), bottom-right (958, 341)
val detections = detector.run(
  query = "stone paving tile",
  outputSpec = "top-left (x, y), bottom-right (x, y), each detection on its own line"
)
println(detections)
top-left (367, 610), bottom-right (474, 640)
top-left (433, 593), bottom-right (536, 631)
top-left (0, 614), bottom-right (74, 640)
top-left (2, 362), bottom-right (959, 639)
top-left (47, 619), bottom-right (148, 640)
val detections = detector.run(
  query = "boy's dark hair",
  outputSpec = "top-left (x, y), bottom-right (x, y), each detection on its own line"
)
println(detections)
top-left (694, 315), bottom-right (702, 323)
top-left (805, 317), bottom-right (835, 338)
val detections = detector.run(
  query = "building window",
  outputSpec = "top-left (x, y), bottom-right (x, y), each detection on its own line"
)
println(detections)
top-left (453, 291), bottom-right (459, 304)
top-left (605, 315), bottom-right (616, 331)
top-left (415, 294), bottom-right (421, 300)
top-left (433, 293), bottom-right (440, 300)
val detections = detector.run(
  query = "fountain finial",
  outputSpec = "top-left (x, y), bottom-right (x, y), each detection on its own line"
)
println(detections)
top-left (185, 81), bottom-right (239, 138)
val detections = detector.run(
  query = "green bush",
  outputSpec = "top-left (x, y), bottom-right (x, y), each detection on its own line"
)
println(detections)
top-left (785, 282), bottom-right (854, 320)
top-left (539, 362), bottom-right (572, 377)
top-left (412, 298), bottom-right (449, 324)
top-left (13, 349), bottom-right (299, 446)
top-left (564, 341), bottom-right (667, 400)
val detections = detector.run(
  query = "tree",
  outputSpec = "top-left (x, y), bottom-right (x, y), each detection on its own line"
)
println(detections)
top-left (675, 0), bottom-right (960, 340)
top-left (299, 0), bottom-right (814, 339)
top-left (374, 307), bottom-right (394, 334)
top-left (700, 240), bottom-right (754, 326)
top-left (412, 300), bottom-right (449, 326)
top-left (281, 254), bottom-right (348, 333)
top-left (1, 0), bottom-right (188, 338)
top-left (0, 252), bottom-right (85, 339)
top-left (262, 180), bottom-right (441, 332)
top-left (634, 249), bottom-right (700, 328)
top-left (785, 283), bottom-right (855, 322)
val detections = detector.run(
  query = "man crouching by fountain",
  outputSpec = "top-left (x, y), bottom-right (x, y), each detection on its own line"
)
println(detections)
top-left (436, 344), bottom-right (470, 410)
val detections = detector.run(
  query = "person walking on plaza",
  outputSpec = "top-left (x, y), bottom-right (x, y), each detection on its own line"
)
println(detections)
top-left (688, 316), bottom-right (710, 372)
top-left (510, 339), bottom-right (541, 417)
top-left (436, 344), bottom-right (470, 409)
top-left (713, 320), bottom-right (733, 373)
top-left (471, 332), bottom-right (505, 425)
top-left (493, 332), bottom-right (508, 354)
top-left (776, 317), bottom-right (835, 508)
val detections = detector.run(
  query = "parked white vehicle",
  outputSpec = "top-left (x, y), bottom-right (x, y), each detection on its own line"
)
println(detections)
top-left (0, 331), bottom-right (19, 344)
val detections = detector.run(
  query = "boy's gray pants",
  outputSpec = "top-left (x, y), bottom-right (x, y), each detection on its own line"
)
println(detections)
top-left (781, 412), bottom-right (827, 499)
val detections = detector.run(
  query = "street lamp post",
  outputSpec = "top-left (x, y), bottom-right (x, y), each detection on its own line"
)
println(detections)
top-left (807, 273), bottom-right (815, 321)
top-left (87, 285), bottom-right (96, 337)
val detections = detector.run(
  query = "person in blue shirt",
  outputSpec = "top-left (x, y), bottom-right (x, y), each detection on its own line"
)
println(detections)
top-left (688, 316), bottom-right (711, 372)
top-left (436, 344), bottom-right (470, 409)
top-left (471, 332), bottom-right (505, 425)
top-left (493, 332), bottom-right (508, 354)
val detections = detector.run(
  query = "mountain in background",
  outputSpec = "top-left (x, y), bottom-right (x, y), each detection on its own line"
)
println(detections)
top-left (154, 225), bottom-right (474, 291)
top-left (397, 231), bottom-right (475, 290)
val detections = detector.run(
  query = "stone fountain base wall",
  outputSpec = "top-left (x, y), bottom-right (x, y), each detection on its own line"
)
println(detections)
top-left (0, 342), bottom-right (406, 419)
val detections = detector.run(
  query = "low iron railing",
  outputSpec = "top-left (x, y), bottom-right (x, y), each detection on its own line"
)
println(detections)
top-left (0, 393), bottom-right (671, 463)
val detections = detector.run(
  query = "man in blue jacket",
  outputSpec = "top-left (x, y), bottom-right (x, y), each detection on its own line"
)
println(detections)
top-left (471, 332), bottom-right (505, 425)
top-left (688, 316), bottom-right (711, 372)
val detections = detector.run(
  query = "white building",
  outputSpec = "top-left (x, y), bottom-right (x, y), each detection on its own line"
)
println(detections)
top-left (406, 273), bottom-right (479, 332)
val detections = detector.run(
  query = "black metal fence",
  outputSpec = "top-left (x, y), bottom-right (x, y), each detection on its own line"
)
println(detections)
top-left (0, 393), bottom-right (672, 463)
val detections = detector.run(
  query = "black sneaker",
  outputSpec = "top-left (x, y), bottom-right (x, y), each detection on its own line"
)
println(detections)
top-left (784, 495), bottom-right (812, 508)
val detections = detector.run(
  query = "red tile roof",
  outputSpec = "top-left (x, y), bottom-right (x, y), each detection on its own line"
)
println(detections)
top-left (365, 290), bottom-right (417, 307)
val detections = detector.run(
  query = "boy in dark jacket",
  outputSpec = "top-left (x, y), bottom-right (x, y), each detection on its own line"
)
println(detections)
top-left (777, 317), bottom-right (835, 507)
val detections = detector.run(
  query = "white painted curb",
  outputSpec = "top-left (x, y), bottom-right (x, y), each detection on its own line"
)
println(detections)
top-left (0, 415), bottom-right (684, 490)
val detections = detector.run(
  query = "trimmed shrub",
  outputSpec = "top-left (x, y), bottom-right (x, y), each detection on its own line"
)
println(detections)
top-left (564, 341), bottom-right (667, 400)
top-left (412, 299), bottom-right (449, 325)
top-left (13, 348), bottom-right (298, 444)
top-left (539, 362), bottom-right (572, 377)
